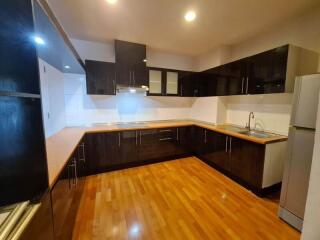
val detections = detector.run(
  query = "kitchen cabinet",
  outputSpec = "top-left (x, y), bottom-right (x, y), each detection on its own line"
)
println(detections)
top-left (0, 0), bottom-right (40, 94)
top-left (148, 67), bottom-right (180, 96)
top-left (191, 126), bottom-right (207, 156)
top-left (120, 131), bottom-right (139, 163)
top-left (202, 131), bottom-right (231, 172)
top-left (176, 127), bottom-right (192, 156)
top-left (115, 40), bottom-right (147, 87)
top-left (247, 45), bottom-right (288, 94)
top-left (180, 71), bottom-right (200, 97)
top-left (51, 149), bottom-right (85, 240)
top-left (85, 132), bottom-right (121, 174)
top-left (138, 128), bottom-right (179, 161)
top-left (85, 60), bottom-right (116, 95)
top-left (229, 137), bottom-right (265, 188)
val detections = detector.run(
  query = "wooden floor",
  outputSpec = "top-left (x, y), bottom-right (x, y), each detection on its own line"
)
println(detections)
top-left (73, 157), bottom-right (300, 240)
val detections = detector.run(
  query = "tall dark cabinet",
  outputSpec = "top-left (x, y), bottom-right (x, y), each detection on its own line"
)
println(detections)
top-left (115, 40), bottom-right (148, 87)
top-left (0, 0), bottom-right (48, 206)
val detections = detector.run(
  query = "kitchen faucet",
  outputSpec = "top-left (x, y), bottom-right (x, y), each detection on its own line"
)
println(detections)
top-left (246, 112), bottom-right (255, 131)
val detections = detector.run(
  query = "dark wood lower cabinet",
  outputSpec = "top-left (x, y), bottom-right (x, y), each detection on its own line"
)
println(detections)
top-left (51, 144), bottom-right (85, 240)
top-left (229, 137), bottom-right (265, 189)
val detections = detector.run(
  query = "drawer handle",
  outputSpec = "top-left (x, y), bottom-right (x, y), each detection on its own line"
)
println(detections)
top-left (159, 129), bottom-right (172, 132)
top-left (159, 137), bottom-right (172, 141)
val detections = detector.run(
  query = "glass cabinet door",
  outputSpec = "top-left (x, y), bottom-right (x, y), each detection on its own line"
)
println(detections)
top-left (149, 70), bottom-right (162, 94)
top-left (166, 71), bottom-right (178, 95)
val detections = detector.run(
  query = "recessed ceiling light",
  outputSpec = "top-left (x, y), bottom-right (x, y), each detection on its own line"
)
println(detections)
top-left (64, 65), bottom-right (71, 69)
top-left (129, 88), bottom-right (136, 93)
top-left (143, 59), bottom-right (147, 62)
top-left (106, 0), bottom-right (117, 4)
top-left (184, 11), bottom-right (196, 22)
top-left (34, 36), bottom-right (45, 45)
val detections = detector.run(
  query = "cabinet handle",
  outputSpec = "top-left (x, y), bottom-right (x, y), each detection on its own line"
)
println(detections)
top-left (241, 77), bottom-right (244, 94)
top-left (133, 71), bottom-right (135, 86)
top-left (139, 131), bottom-right (142, 145)
top-left (246, 77), bottom-right (249, 94)
top-left (78, 143), bottom-right (85, 163)
top-left (225, 136), bottom-right (229, 152)
top-left (159, 129), bottom-right (172, 132)
top-left (176, 128), bottom-right (179, 141)
top-left (229, 137), bottom-right (232, 154)
top-left (159, 137), bottom-right (172, 141)
top-left (113, 79), bottom-right (116, 94)
top-left (181, 84), bottom-right (183, 96)
top-left (118, 132), bottom-right (121, 147)
top-left (204, 130), bottom-right (207, 143)
top-left (136, 131), bottom-right (138, 146)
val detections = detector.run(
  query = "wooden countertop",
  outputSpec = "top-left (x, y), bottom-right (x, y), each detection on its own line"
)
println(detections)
top-left (46, 120), bottom-right (287, 188)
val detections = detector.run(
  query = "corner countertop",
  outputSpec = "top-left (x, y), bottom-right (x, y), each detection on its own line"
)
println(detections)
top-left (46, 120), bottom-right (287, 188)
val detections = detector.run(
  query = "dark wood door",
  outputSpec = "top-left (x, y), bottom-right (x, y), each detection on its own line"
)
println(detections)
top-left (202, 131), bottom-right (231, 172)
top-left (115, 40), bottom-right (147, 87)
top-left (180, 71), bottom-right (198, 97)
top-left (248, 45), bottom-right (288, 94)
top-left (192, 126), bottom-right (206, 156)
top-left (230, 137), bottom-right (265, 188)
top-left (138, 129), bottom-right (159, 161)
top-left (85, 132), bottom-right (121, 174)
top-left (226, 60), bottom-right (247, 95)
top-left (51, 159), bottom-right (82, 240)
top-left (176, 127), bottom-right (192, 156)
top-left (85, 60), bottom-right (116, 95)
top-left (120, 130), bottom-right (138, 163)
top-left (0, 0), bottom-right (40, 94)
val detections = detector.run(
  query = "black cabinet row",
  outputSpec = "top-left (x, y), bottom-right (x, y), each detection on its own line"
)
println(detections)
top-left (86, 43), bottom-right (318, 96)
top-left (191, 126), bottom-right (265, 190)
top-left (85, 127), bottom-right (190, 174)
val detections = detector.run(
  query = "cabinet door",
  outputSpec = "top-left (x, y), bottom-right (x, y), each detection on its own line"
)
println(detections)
top-left (176, 127), bottom-right (192, 156)
top-left (226, 60), bottom-right (247, 96)
top-left (180, 71), bottom-right (198, 97)
top-left (148, 69), bottom-right (163, 95)
top-left (51, 160), bottom-right (75, 240)
top-left (248, 45), bottom-right (288, 94)
top-left (85, 132), bottom-right (121, 174)
top-left (157, 128), bottom-right (178, 159)
top-left (0, 97), bottom-right (48, 206)
top-left (203, 131), bottom-right (230, 172)
top-left (120, 131), bottom-right (138, 163)
top-left (230, 138), bottom-right (265, 188)
top-left (85, 60), bottom-right (116, 95)
top-left (165, 71), bottom-right (179, 96)
top-left (76, 139), bottom-right (87, 177)
top-left (138, 129), bottom-right (159, 161)
top-left (115, 40), bottom-right (147, 87)
top-left (0, 0), bottom-right (40, 94)
top-left (192, 126), bottom-right (206, 156)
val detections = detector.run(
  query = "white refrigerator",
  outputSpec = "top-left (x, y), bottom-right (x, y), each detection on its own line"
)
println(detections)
top-left (279, 74), bottom-right (320, 231)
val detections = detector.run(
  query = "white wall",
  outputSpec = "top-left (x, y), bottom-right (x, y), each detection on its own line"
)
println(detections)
top-left (226, 94), bottom-right (293, 135)
top-left (39, 58), bottom-right (66, 137)
top-left (64, 73), bottom-right (193, 125)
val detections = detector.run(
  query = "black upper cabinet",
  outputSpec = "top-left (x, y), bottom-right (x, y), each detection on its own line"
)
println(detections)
top-left (180, 71), bottom-right (200, 97)
top-left (247, 45), bottom-right (288, 94)
top-left (115, 40), bottom-right (147, 87)
top-left (0, 0), bottom-right (40, 94)
top-left (85, 60), bottom-right (116, 95)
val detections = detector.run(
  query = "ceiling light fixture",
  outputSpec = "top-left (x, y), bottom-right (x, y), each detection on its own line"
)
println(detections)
top-left (64, 65), bottom-right (71, 69)
top-left (184, 11), bottom-right (196, 22)
top-left (34, 36), bottom-right (45, 45)
top-left (106, 0), bottom-right (117, 4)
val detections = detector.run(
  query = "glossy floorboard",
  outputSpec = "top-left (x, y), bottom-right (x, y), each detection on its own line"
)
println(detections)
top-left (73, 157), bottom-right (300, 240)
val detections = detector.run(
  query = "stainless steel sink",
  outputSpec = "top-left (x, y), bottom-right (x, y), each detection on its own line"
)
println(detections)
top-left (217, 125), bottom-right (247, 133)
top-left (239, 130), bottom-right (274, 138)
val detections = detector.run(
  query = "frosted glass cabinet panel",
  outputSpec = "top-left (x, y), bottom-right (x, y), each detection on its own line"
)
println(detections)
top-left (149, 70), bottom-right (162, 94)
top-left (166, 72), bottom-right (178, 95)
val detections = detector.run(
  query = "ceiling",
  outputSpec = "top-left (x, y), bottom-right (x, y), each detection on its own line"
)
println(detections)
top-left (48, 0), bottom-right (320, 56)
